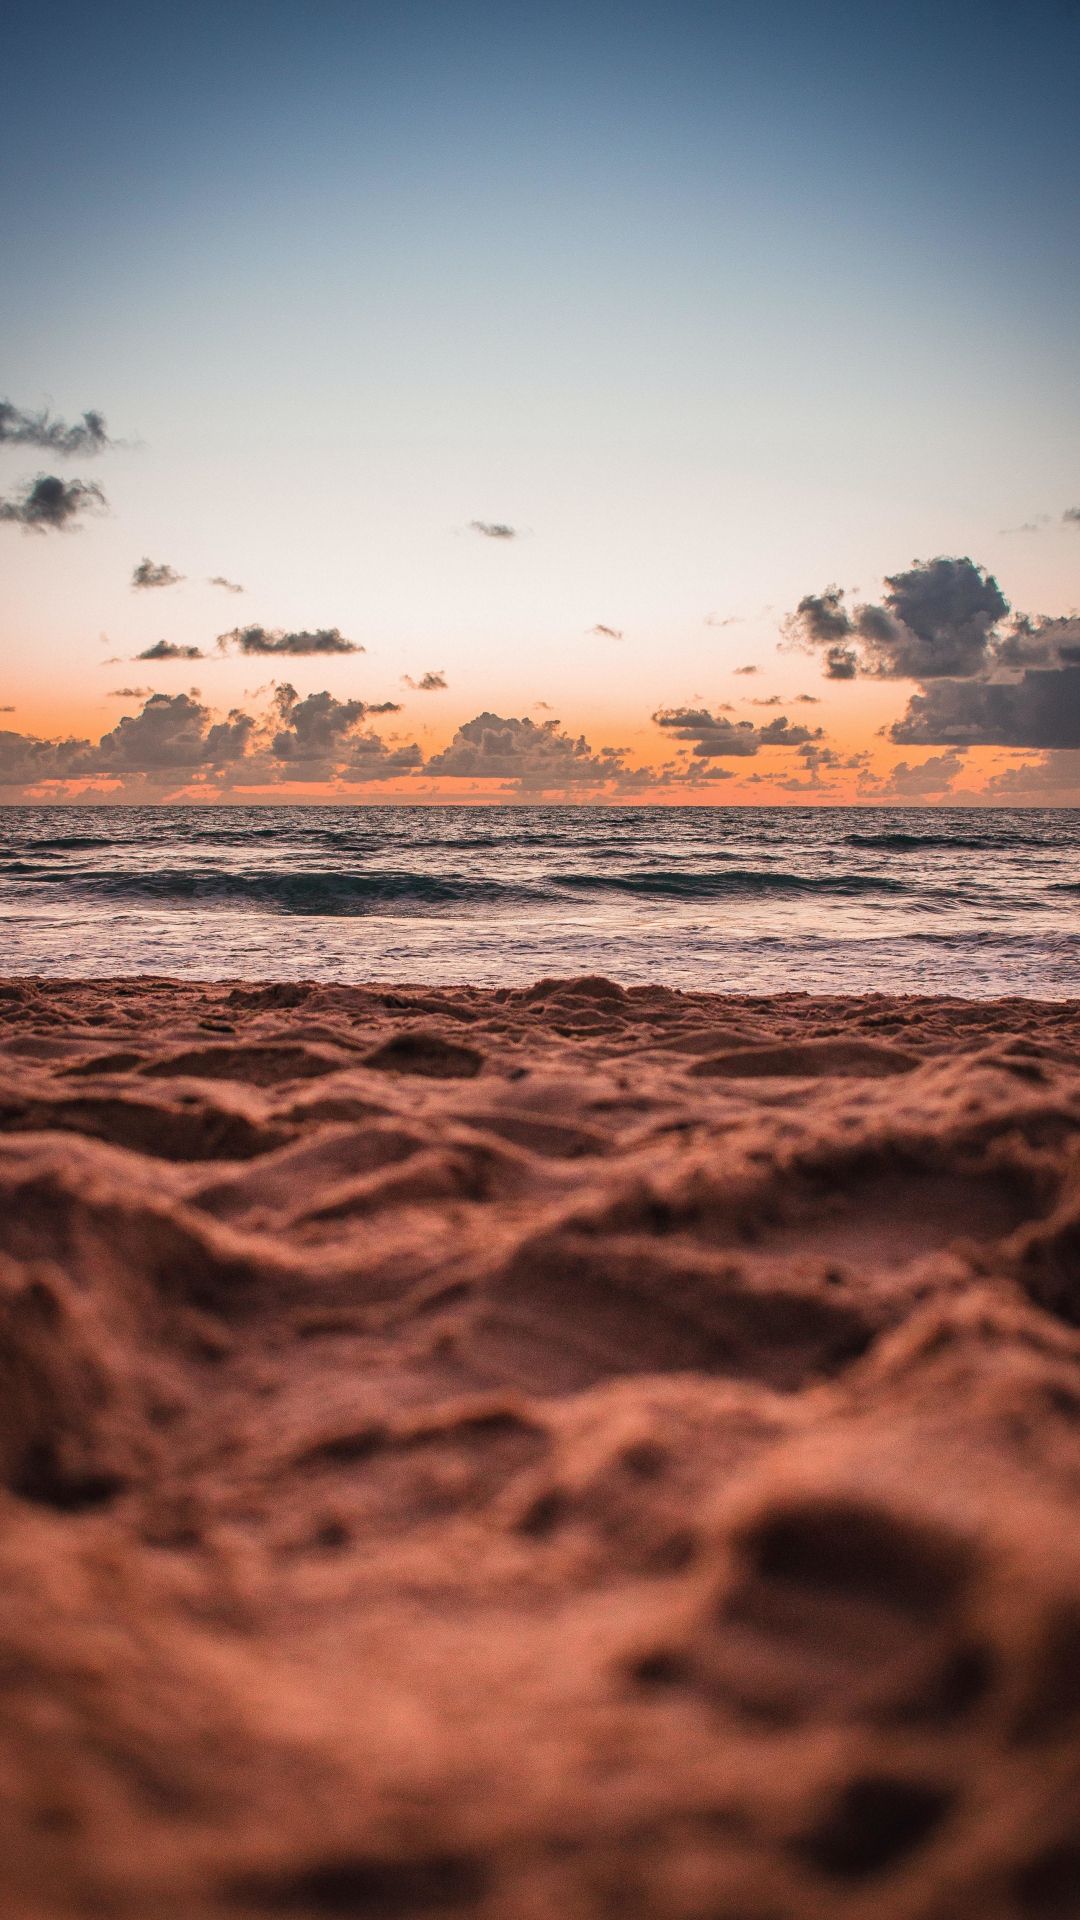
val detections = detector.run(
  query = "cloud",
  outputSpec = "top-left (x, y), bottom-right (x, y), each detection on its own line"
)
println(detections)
top-left (1001, 514), bottom-right (1052, 535)
top-left (992, 614), bottom-right (1080, 671)
top-left (590, 624), bottom-right (623, 640)
top-left (794, 693), bottom-right (821, 703)
top-left (864, 751), bottom-right (968, 798)
top-left (0, 693), bottom-right (252, 787)
top-left (93, 693), bottom-right (254, 771)
top-left (787, 555), bottom-right (1080, 753)
top-left (750, 695), bottom-right (783, 707)
top-left (208, 575), bottom-right (243, 593)
top-left (0, 401), bottom-right (111, 455)
top-left (733, 664), bottom-right (759, 675)
top-left (132, 557), bottom-right (183, 590)
top-left (218, 625), bottom-right (363, 656)
top-left (681, 765), bottom-right (735, 782)
top-left (890, 666), bottom-right (1080, 749)
top-left (878, 602), bottom-right (1080, 750)
top-left (403, 671), bottom-right (448, 692)
top-left (769, 741), bottom-right (871, 793)
top-left (0, 474), bottom-right (105, 532)
top-left (789, 587), bottom-right (852, 646)
top-left (469, 521), bottom-right (517, 540)
top-left (786, 557), bottom-right (1010, 680)
top-left (652, 707), bottom-right (821, 758)
top-left (0, 728), bottom-right (93, 786)
top-left (0, 688), bottom-right (416, 795)
top-left (268, 685), bottom-right (417, 783)
top-left (824, 644), bottom-right (858, 679)
top-left (427, 712), bottom-right (651, 793)
top-left (1064, 508), bottom-right (1080, 527)
top-left (705, 613), bottom-right (741, 628)
top-left (106, 686), bottom-right (153, 699)
top-left (977, 751), bottom-right (1080, 804)
top-left (136, 641), bottom-right (206, 661)
top-left (0, 706), bottom-right (13, 714)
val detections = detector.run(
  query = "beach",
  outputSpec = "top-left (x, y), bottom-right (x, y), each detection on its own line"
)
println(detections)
top-left (1, 972), bottom-right (1079, 1918)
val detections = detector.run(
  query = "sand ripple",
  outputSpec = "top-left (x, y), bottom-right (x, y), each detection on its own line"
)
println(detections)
top-left (1, 975), bottom-right (1079, 1917)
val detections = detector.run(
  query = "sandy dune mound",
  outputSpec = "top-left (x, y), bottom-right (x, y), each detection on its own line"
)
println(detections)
top-left (0, 975), bottom-right (1079, 1919)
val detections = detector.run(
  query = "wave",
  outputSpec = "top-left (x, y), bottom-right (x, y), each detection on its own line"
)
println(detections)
top-left (843, 830), bottom-right (1048, 853)
top-left (30, 867), bottom-right (548, 915)
top-left (554, 867), bottom-right (915, 898)
top-left (21, 835), bottom-right (120, 853)
top-left (7, 862), bottom-right (933, 913)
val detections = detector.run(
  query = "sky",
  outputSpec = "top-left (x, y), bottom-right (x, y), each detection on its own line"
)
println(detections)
top-left (2, 0), bottom-right (1079, 804)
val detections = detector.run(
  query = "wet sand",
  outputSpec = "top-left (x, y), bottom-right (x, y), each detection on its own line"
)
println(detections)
top-left (1, 974), bottom-right (1079, 1919)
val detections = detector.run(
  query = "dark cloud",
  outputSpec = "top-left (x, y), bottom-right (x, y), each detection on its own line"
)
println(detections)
top-left (783, 551), bottom-right (1080, 751)
top-left (469, 521), bottom-right (517, 540)
top-left (881, 604), bottom-right (1080, 749)
top-left (794, 693), bottom-right (821, 703)
top-left (136, 641), bottom-right (206, 661)
top-left (132, 557), bottom-right (183, 590)
top-left (790, 587), bottom-right (852, 646)
top-left (403, 671), bottom-right (448, 692)
top-left (787, 557), bottom-right (1010, 680)
top-left (825, 644), bottom-right (858, 679)
top-left (218, 625), bottom-right (363, 657)
top-left (0, 401), bottom-right (111, 455)
top-left (427, 712), bottom-right (650, 793)
top-left (876, 558), bottom-right (1010, 676)
top-left (890, 666), bottom-right (1080, 749)
top-left (652, 707), bottom-right (821, 758)
top-left (0, 474), bottom-right (105, 532)
top-left (992, 614), bottom-right (1080, 671)
top-left (208, 576), bottom-right (243, 593)
top-left (269, 685), bottom-right (417, 783)
top-left (590, 624), bottom-right (623, 640)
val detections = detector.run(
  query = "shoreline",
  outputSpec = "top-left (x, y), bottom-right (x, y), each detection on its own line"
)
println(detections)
top-left (1, 974), bottom-right (1079, 1917)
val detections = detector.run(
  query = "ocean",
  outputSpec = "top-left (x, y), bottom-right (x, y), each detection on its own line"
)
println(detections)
top-left (1, 804), bottom-right (1077, 997)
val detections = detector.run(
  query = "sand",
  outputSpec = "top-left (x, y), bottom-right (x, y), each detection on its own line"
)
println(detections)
top-left (1, 973), bottom-right (1079, 1919)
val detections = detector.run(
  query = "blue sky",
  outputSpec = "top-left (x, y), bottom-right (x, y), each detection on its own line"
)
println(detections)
top-left (2, 0), bottom-right (1079, 800)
